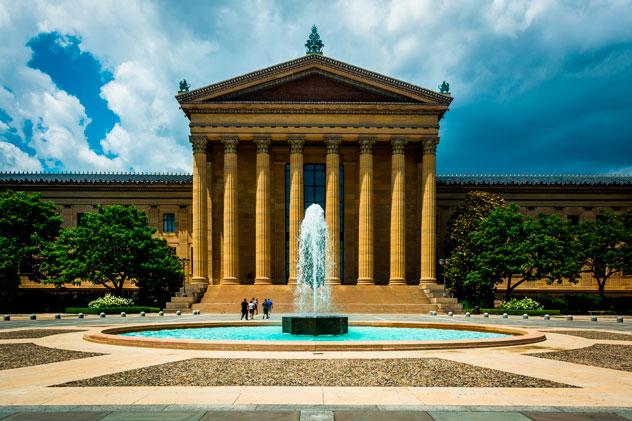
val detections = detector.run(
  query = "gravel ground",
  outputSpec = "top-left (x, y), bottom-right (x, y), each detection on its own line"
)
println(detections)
top-left (529, 344), bottom-right (632, 372)
top-left (60, 358), bottom-right (570, 388)
top-left (0, 329), bottom-right (85, 340)
top-left (545, 330), bottom-right (632, 341)
top-left (0, 343), bottom-right (104, 371)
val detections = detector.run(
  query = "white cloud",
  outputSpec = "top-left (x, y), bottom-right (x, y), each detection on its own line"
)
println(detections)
top-left (0, 141), bottom-right (42, 171)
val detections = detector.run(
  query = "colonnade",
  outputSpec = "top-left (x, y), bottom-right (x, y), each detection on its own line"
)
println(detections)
top-left (189, 135), bottom-right (438, 286)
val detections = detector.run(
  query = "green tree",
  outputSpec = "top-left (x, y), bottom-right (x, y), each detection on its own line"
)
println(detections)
top-left (0, 190), bottom-right (62, 291)
top-left (469, 205), bottom-right (581, 300)
top-left (577, 210), bottom-right (632, 297)
top-left (41, 205), bottom-right (183, 301)
top-left (444, 191), bottom-right (504, 306)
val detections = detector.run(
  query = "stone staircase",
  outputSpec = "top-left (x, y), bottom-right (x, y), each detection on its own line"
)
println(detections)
top-left (421, 283), bottom-right (463, 313)
top-left (164, 284), bottom-right (208, 313)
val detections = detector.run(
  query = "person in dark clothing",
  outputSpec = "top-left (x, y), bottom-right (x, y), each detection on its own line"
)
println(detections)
top-left (263, 298), bottom-right (270, 319)
top-left (240, 298), bottom-right (248, 320)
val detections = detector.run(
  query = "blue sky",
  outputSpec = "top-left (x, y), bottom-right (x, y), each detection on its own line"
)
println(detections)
top-left (0, 0), bottom-right (631, 174)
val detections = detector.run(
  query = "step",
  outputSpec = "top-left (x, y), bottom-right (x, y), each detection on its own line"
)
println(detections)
top-left (431, 297), bottom-right (459, 304)
top-left (170, 296), bottom-right (196, 303)
top-left (165, 302), bottom-right (191, 310)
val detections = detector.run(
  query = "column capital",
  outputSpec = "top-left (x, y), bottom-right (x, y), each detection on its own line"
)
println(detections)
top-left (254, 136), bottom-right (271, 154)
top-left (288, 136), bottom-right (305, 154)
top-left (390, 136), bottom-right (408, 154)
top-left (190, 135), bottom-right (207, 154)
top-left (358, 136), bottom-right (376, 154)
top-left (324, 136), bottom-right (342, 154)
top-left (422, 137), bottom-right (439, 155)
top-left (221, 136), bottom-right (239, 153)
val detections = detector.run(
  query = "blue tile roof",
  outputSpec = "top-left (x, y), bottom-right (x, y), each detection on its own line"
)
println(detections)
top-left (0, 172), bottom-right (192, 184)
top-left (0, 172), bottom-right (630, 186)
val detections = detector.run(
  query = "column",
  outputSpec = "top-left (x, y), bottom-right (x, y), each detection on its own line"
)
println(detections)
top-left (420, 137), bottom-right (438, 284)
top-left (254, 136), bottom-right (272, 284)
top-left (206, 161), bottom-right (213, 285)
top-left (389, 137), bottom-right (407, 285)
top-left (325, 136), bottom-right (342, 284)
top-left (190, 135), bottom-right (208, 285)
top-left (357, 137), bottom-right (375, 285)
top-left (287, 136), bottom-right (304, 284)
top-left (221, 136), bottom-right (239, 285)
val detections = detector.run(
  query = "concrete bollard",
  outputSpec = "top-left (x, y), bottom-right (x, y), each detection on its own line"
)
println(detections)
top-left (140, 311), bottom-right (146, 317)
top-left (617, 316), bottom-right (624, 323)
top-left (566, 315), bottom-right (573, 321)
top-left (429, 310), bottom-right (434, 316)
top-left (120, 312), bottom-right (126, 318)
top-left (465, 312), bottom-right (471, 318)
top-left (431, 311), bottom-right (437, 316)
top-left (523, 314), bottom-right (529, 319)
top-left (483, 312), bottom-right (489, 318)
top-left (502, 313), bottom-right (508, 319)
top-left (159, 311), bottom-right (164, 316)
top-left (193, 310), bottom-right (200, 315)
top-left (99, 312), bottom-right (106, 318)
top-left (591, 316), bottom-right (598, 322)
top-left (30, 314), bottom-right (36, 320)
top-left (54, 314), bottom-right (61, 320)
top-left (176, 310), bottom-right (182, 316)
top-left (448, 311), bottom-right (453, 317)
top-left (3, 315), bottom-right (9, 321)
top-left (78, 313), bottom-right (84, 319)
top-left (544, 314), bottom-right (550, 320)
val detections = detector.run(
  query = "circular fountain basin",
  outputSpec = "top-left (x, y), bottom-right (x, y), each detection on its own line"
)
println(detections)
top-left (84, 321), bottom-right (545, 351)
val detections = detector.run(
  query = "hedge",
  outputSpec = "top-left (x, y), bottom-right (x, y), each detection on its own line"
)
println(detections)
top-left (480, 309), bottom-right (561, 316)
top-left (65, 306), bottom-right (160, 314)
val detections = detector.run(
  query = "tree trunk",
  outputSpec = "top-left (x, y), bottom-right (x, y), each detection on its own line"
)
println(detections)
top-left (598, 280), bottom-right (606, 298)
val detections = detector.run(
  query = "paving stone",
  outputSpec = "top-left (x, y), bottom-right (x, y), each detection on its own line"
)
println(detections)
top-left (3, 412), bottom-right (110, 421)
top-left (200, 411), bottom-right (299, 421)
top-left (301, 409), bottom-right (334, 421)
top-left (523, 412), bottom-right (629, 421)
top-left (429, 412), bottom-right (530, 421)
top-left (617, 411), bottom-right (632, 421)
top-left (335, 411), bottom-right (432, 421)
top-left (100, 411), bottom-right (204, 421)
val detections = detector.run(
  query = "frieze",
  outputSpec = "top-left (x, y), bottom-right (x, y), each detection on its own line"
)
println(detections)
top-left (189, 122), bottom-right (439, 130)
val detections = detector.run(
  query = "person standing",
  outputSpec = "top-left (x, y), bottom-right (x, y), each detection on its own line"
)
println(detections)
top-left (254, 297), bottom-right (259, 316)
top-left (240, 298), bottom-right (248, 320)
top-left (248, 299), bottom-right (255, 320)
top-left (268, 298), bottom-right (273, 317)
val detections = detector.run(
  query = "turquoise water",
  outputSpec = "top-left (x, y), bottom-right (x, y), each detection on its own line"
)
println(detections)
top-left (121, 326), bottom-right (508, 342)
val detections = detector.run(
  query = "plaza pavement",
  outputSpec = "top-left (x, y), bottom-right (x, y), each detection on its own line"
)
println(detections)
top-left (0, 313), bottom-right (631, 419)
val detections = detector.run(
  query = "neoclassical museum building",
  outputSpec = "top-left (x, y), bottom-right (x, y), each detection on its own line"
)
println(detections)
top-left (2, 50), bottom-right (632, 312)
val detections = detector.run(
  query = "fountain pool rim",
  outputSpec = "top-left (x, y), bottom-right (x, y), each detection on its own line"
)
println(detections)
top-left (84, 321), bottom-right (546, 351)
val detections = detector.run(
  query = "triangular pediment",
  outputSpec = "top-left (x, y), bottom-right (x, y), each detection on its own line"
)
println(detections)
top-left (177, 54), bottom-right (452, 105)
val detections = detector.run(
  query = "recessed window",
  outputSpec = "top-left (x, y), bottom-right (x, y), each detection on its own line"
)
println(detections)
top-left (163, 213), bottom-right (176, 233)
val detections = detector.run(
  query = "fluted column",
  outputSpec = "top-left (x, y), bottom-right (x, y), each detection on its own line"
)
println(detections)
top-left (389, 137), bottom-right (408, 285)
top-left (421, 137), bottom-right (438, 284)
top-left (325, 136), bottom-right (342, 284)
top-left (221, 136), bottom-right (239, 285)
top-left (357, 137), bottom-right (375, 285)
top-left (288, 136), bottom-right (304, 285)
top-left (190, 135), bottom-right (208, 285)
top-left (206, 161), bottom-right (213, 285)
top-left (254, 136), bottom-right (272, 284)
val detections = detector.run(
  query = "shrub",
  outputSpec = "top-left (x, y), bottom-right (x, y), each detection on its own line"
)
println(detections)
top-left (88, 294), bottom-right (134, 309)
top-left (500, 297), bottom-right (543, 311)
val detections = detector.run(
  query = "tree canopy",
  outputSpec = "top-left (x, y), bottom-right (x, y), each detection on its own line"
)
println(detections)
top-left (41, 205), bottom-right (183, 302)
top-left (0, 190), bottom-right (62, 291)
top-left (444, 191), bottom-right (504, 306)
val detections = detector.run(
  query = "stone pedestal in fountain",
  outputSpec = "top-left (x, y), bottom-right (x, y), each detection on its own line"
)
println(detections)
top-left (282, 316), bottom-right (348, 336)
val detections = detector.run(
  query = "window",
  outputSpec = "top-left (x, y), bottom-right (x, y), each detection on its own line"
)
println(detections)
top-left (76, 213), bottom-right (85, 227)
top-left (567, 215), bottom-right (579, 226)
top-left (163, 213), bottom-right (176, 232)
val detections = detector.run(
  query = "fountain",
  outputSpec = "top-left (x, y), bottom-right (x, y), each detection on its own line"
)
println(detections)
top-left (282, 204), bottom-right (348, 336)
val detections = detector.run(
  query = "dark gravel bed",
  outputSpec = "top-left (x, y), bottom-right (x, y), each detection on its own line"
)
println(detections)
top-left (0, 329), bottom-right (86, 339)
top-left (529, 344), bottom-right (632, 372)
top-left (0, 343), bottom-right (104, 370)
top-left (59, 358), bottom-right (571, 388)
top-left (545, 330), bottom-right (632, 341)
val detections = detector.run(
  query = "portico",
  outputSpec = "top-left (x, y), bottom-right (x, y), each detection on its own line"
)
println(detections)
top-left (176, 53), bottom-right (452, 290)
